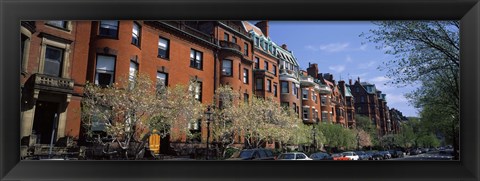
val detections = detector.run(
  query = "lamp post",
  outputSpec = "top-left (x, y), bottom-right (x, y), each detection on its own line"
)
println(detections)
top-left (204, 105), bottom-right (213, 160)
top-left (312, 118), bottom-right (319, 152)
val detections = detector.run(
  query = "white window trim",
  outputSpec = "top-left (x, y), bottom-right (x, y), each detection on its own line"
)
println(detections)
top-left (20, 26), bottom-right (32, 73)
top-left (39, 37), bottom-right (71, 78)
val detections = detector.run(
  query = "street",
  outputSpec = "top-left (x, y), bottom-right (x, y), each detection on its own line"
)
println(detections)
top-left (390, 150), bottom-right (454, 161)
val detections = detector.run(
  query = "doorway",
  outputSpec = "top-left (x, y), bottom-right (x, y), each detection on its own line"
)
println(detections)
top-left (32, 100), bottom-right (59, 144)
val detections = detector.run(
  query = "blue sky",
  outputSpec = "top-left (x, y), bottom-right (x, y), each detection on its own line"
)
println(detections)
top-left (265, 21), bottom-right (418, 117)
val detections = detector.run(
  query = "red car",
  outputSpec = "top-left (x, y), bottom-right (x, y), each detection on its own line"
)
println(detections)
top-left (331, 153), bottom-right (351, 160)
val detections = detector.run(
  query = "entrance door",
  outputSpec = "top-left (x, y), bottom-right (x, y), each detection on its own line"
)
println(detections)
top-left (32, 101), bottom-right (59, 144)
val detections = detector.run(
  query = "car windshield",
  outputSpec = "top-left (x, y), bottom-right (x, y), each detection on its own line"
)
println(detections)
top-left (239, 150), bottom-right (253, 158)
top-left (312, 153), bottom-right (326, 158)
top-left (279, 154), bottom-right (295, 159)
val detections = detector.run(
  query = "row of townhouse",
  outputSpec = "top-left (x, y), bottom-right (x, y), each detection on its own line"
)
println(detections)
top-left (19, 20), bottom-right (402, 156)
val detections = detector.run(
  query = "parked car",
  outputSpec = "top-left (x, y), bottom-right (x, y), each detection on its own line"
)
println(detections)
top-left (379, 151), bottom-right (392, 159)
top-left (331, 153), bottom-right (350, 160)
top-left (388, 150), bottom-right (403, 158)
top-left (277, 152), bottom-right (312, 160)
top-left (367, 151), bottom-right (384, 160)
top-left (310, 152), bottom-right (333, 160)
top-left (227, 148), bottom-right (275, 160)
top-left (409, 148), bottom-right (421, 155)
top-left (342, 151), bottom-right (359, 160)
top-left (354, 151), bottom-right (371, 160)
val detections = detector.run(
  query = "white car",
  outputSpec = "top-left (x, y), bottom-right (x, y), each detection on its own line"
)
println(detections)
top-left (342, 151), bottom-right (359, 160)
top-left (277, 152), bottom-right (312, 160)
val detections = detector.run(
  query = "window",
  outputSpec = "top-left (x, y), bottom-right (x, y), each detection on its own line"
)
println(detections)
top-left (190, 49), bottom-right (203, 70)
top-left (189, 81), bottom-right (202, 101)
top-left (129, 61), bottom-right (138, 88)
top-left (281, 102), bottom-right (289, 108)
top-left (156, 72), bottom-right (168, 90)
top-left (131, 22), bottom-right (141, 46)
top-left (243, 68), bottom-right (249, 84)
top-left (99, 21), bottom-right (118, 38)
top-left (158, 37), bottom-right (170, 59)
top-left (273, 84), bottom-right (278, 97)
top-left (356, 87), bottom-right (359, 92)
top-left (255, 37), bottom-right (259, 46)
top-left (303, 108), bottom-right (309, 120)
top-left (91, 106), bottom-right (111, 132)
top-left (321, 96), bottom-right (327, 106)
top-left (232, 37), bottom-right (237, 43)
top-left (266, 79), bottom-right (271, 92)
top-left (313, 93), bottom-right (317, 103)
top-left (222, 59), bottom-right (233, 76)
top-left (46, 21), bottom-right (67, 29)
top-left (244, 43), bottom-right (248, 56)
top-left (293, 103), bottom-right (297, 112)
top-left (302, 88), bottom-right (308, 99)
top-left (21, 34), bottom-right (29, 71)
top-left (322, 112), bottom-right (328, 122)
top-left (44, 46), bottom-right (64, 77)
top-left (95, 55), bottom-right (115, 86)
top-left (254, 57), bottom-right (260, 69)
top-left (294, 84), bottom-right (299, 98)
top-left (224, 33), bottom-right (229, 41)
top-left (272, 65), bottom-right (277, 76)
top-left (361, 96), bottom-right (365, 103)
top-left (357, 107), bottom-right (362, 113)
top-left (256, 78), bottom-right (263, 90)
top-left (244, 93), bottom-right (249, 103)
top-left (264, 61), bottom-right (268, 71)
top-left (281, 81), bottom-right (289, 93)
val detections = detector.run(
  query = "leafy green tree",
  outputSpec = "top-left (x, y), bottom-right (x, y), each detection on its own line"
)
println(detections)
top-left (362, 21), bottom-right (459, 159)
top-left (355, 114), bottom-right (379, 146)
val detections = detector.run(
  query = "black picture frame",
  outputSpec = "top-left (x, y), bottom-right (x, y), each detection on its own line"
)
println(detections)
top-left (1, 0), bottom-right (479, 180)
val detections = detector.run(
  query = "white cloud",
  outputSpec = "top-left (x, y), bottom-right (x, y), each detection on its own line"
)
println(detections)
top-left (328, 65), bottom-right (346, 73)
top-left (359, 44), bottom-right (368, 51)
top-left (345, 55), bottom-right (353, 63)
top-left (358, 61), bottom-right (377, 69)
top-left (319, 43), bottom-right (350, 52)
top-left (385, 93), bottom-right (408, 104)
top-left (370, 76), bottom-right (391, 83)
top-left (305, 45), bottom-right (318, 51)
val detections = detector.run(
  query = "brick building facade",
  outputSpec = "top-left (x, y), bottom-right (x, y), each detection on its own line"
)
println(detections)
top-left (20, 20), bottom-right (402, 157)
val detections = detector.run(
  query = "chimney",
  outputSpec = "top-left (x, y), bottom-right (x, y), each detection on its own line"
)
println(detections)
top-left (255, 21), bottom-right (269, 37)
top-left (349, 79), bottom-right (352, 85)
top-left (357, 77), bottom-right (360, 83)
top-left (281, 44), bottom-right (288, 50)
top-left (307, 63), bottom-right (318, 78)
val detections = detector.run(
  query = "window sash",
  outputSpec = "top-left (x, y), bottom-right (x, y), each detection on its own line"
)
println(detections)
top-left (243, 69), bottom-right (248, 83)
top-left (132, 23), bottom-right (140, 45)
top-left (190, 49), bottom-right (203, 69)
top-left (256, 79), bottom-right (263, 90)
top-left (222, 60), bottom-right (233, 76)
top-left (302, 89), bottom-right (308, 99)
top-left (266, 80), bottom-right (271, 92)
top-left (46, 21), bottom-right (67, 28)
top-left (44, 46), bottom-right (64, 77)
top-left (99, 21), bottom-right (119, 37)
top-left (158, 38), bottom-right (169, 58)
top-left (281, 81), bottom-right (288, 93)
top-left (156, 72), bottom-right (167, 88)
top-left (95, 55), bottom-right (115, 86)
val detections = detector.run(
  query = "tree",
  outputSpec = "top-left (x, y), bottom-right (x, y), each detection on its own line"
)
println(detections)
top-left (362, 21), bottom-right (459, 159)
top-left (234, 96), bottom-right (300, 149)
top-left (355, 114), bottom-right (379, 146)
top-left (82, 74), bottom-right (161, 159)
top-left (319, 123), bottom-right (356, 151)
top-left (210, 85), bottom-right (241, 157)
top-left (82, 74), bottom-right (204, 159)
